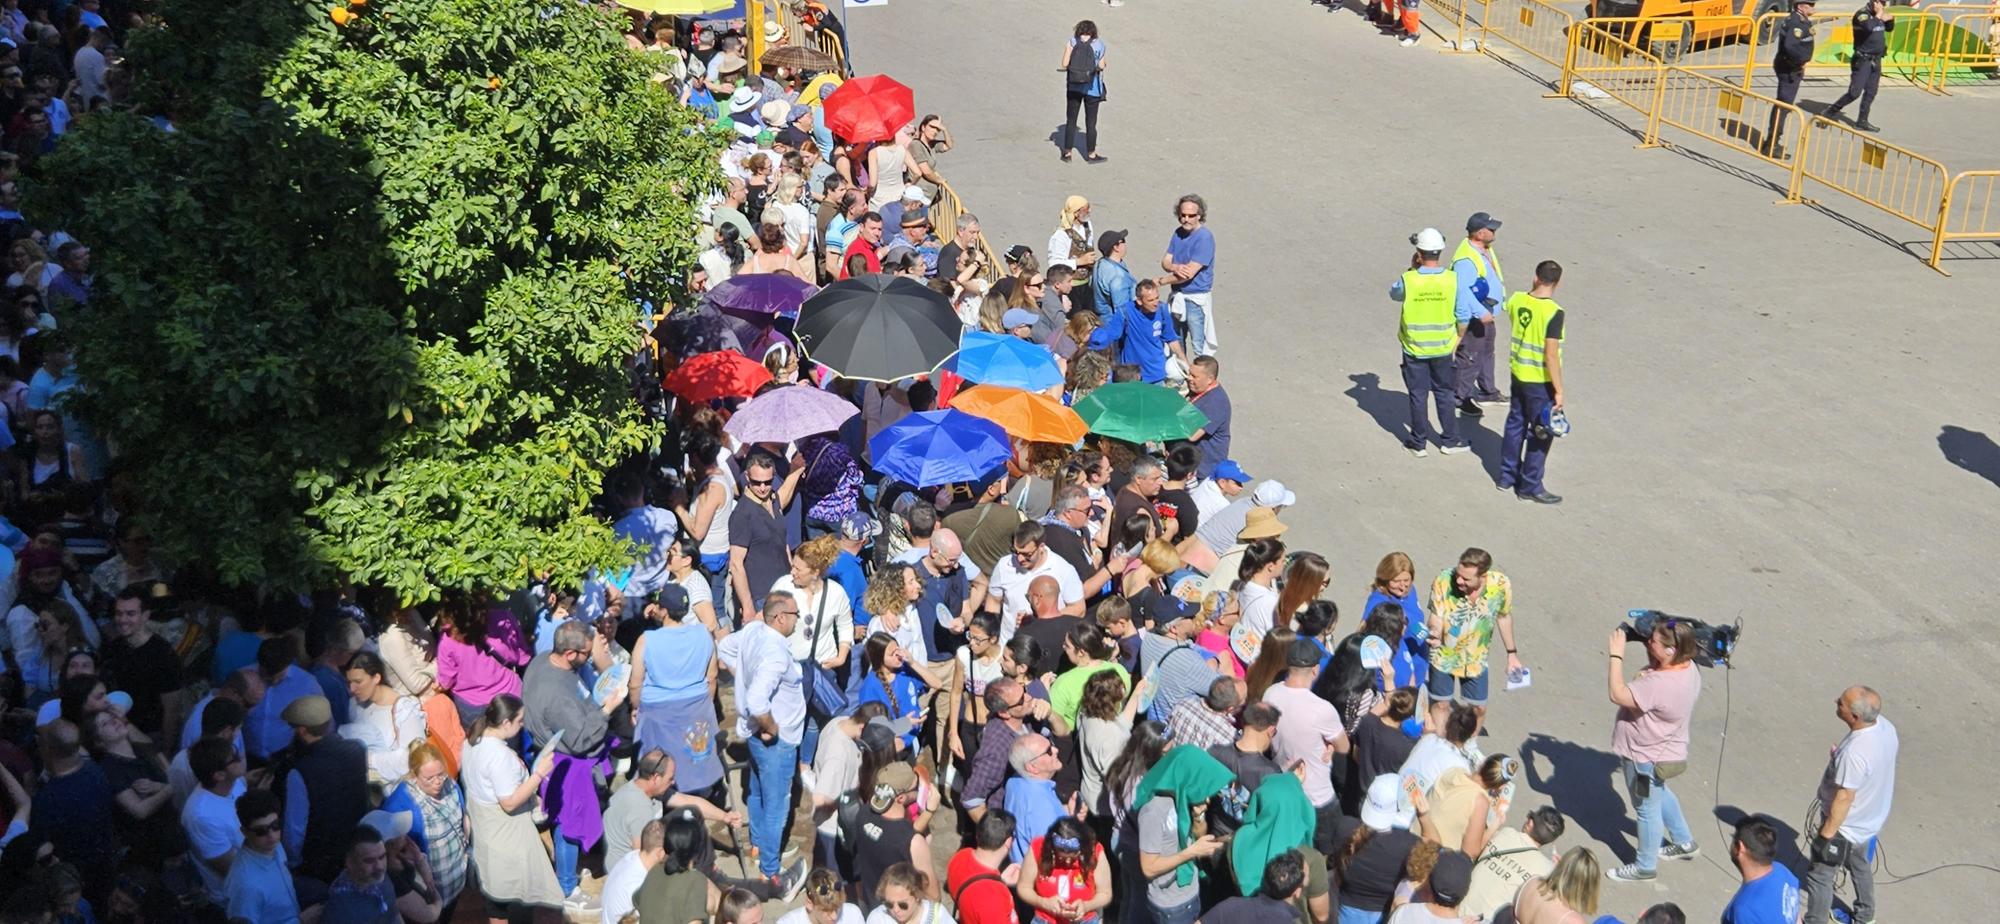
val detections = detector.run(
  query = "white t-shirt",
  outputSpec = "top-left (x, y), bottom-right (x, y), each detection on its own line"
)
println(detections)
top-left (778, 905), bottom-right (864, 924)
top-left (986, 552), bottom-right (1083, 642)
top-left (772, 576), bottom-right (853, 663)
top-left (1237, 582), bottom-right (1279, 643)
top-left (462, 737), bottom-right (528, 806)
top-left (876, 607), bottom-right (928, 663)
top-left (676, 569), bottom-right (714, 613)
top-left (1820, 717), bottom-right (1899, 843)
top-left (864, 901), bottom-right (951, 924)
top-left (1399, 735), bottom-right (1474, 815)
top-left (182, 782), bottom-right (247, 903)
top-left (955, 648), bottom-right (1005, 702)
top-left (812, 726), bottom-right (862, 835)
top-left (599, 851), bottom-right (649, 924)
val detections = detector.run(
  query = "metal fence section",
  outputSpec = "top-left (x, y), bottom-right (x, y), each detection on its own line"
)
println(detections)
top-left (1744, 9), bottom-right (1945, 90)
top-left (1423, 0), bottom-right (1478, 51)
top-left (1585, 16), bottom-right (1757, 76)
top-left (1649, 66), bottom-right (1809, 175)
top-left (1476, 0), bottom-right (1576, 69)
top-left (1791, 115), bottom-right (1949, 239)
top-left (1922, 4), bottom-right (2000, 92)
top-left (1929, 171), bottom-right (2000, 273)
top-left (1561, 22), bottom-right (1667, 126)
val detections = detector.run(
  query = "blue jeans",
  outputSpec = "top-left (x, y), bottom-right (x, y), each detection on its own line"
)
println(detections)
top-left (701, 553), bottom-right (733, 630)
top-left (1149, 894), bottom-right (1201, 924)
top-left (551, 829), bottom-right (583, 895)
top-left (1400, 354), bottom-right (1462, 449)
top-left (1621, 758), bottom-right (1694, 872)
top-left (1172, 291), bottom-right (1213, 357)
top-left (745, 736), bottom-right (798, 878)
top-left (1499, 379), bottom-right (1555, 494)
top-left (1338, 904), bottom-right (1385, 924)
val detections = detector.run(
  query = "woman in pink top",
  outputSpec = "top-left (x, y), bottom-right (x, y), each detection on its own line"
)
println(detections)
top-left (435, 597), bottom-right (530, 730)
top-left (1604, 618), bottom-right (1702, 882)
top-left (1191, 590), bottom-right (1243, 678)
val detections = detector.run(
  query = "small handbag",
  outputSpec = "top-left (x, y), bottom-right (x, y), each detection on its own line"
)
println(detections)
top-left (801, 587), bottom-right (850, 717)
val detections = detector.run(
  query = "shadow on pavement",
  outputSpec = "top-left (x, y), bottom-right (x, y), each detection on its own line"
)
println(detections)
top-left (1939, 425), bottom-right (2000, 489)
top-left (1714, 804), bottom-right (1810, 873)
top-left (1460, 410), bottom-right (1506, 484)
top-left (1519, 732), bottom-right (1634, 861)
top-left (1346, 372), bottom-right (1410, 447)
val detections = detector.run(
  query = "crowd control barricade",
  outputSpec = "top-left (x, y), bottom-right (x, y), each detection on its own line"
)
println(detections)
top-left (1561, 22), bottom-right (1667, 131)
top-left (1648, 67), bottom-right (1809, 179)
top-left (1478, 0), bottom-right (1577, 70)
top-left (1789, 116), bottom-right (1950, 271)
top-left (818, 27), bottom-right (848, 73)
top-left (1584, 16), bottom-right (1756, 77)
top-left (1423, 0), bottom-right (1479, 51)
top-left (1920, 4), bottom-right (2000, 92)
top-left (1929, 171), bottom-right (2000, 273)
top-left (1744, 9), bottom-right (1944, 91)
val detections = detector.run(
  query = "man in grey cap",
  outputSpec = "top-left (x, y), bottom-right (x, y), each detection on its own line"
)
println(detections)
top-left (280, 695), bottom-right (370, 881)
top-left (1452, 212), bottom-right (1509, 418)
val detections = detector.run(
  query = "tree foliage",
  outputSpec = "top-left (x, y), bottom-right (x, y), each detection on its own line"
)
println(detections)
top-left (32, 0), bottom-right (721, 601)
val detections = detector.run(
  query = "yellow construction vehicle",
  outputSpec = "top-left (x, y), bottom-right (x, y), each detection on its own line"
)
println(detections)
top-left (1583, 0), bottom-right (1782, 59)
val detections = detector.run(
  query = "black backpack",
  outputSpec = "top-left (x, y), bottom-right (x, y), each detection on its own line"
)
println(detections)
top-left (1066, 39), bottom-right (1097, 86)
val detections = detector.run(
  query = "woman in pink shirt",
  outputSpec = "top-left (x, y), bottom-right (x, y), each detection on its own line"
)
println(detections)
top-left (435, 597), bottom-right (530, 730)
top-left (1604, 618), bottom-right (1702, 882)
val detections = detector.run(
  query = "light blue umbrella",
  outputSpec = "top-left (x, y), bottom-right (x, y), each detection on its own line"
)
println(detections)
top-left (867, 409), bottom-right (1012, 488)
top-left (952, 331), bottom-right (1064, 392)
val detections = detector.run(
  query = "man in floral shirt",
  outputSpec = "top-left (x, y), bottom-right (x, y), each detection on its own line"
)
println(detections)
top-left (1426, 547), bottom-right (1523, 726)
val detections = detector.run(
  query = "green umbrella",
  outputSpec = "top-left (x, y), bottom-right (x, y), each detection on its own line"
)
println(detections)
top-left (1072, 381), bottom-right (1210, 443)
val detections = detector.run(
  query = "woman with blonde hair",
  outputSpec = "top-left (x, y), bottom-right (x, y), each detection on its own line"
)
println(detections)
top-left (1046, 195), bottom-right (1096, 271)
top-left (1420, 752), bottom-right (1520, 857)
top-left (771, 534), bottom-right (854, 758)
top-left (976, 288), bottom-right (1009, 334)
top-left (381, 741), bottom-right (472, 917)
top-left (1062, 347), bottom-right (1110, 405)
top-left (1512, 846), bottom-right (1601, 923)
top-left (777, 868), bottom-right (863, 924)
top-left (772, 173), bottom-right (815, 259)
top-left (1048, 306), bottom-right (1098, 365)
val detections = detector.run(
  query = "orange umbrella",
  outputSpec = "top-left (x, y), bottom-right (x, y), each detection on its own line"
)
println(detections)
top-left (951, 385), bottom-right (1088, 445)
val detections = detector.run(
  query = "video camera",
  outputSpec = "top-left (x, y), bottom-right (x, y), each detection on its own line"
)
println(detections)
top-left (1620, 609), bottom-right (1741, 668)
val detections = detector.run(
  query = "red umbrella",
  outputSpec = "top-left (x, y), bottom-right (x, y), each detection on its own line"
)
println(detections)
top-left (664, 350), bottom-right (773, 402)
top-left (823, 74), bottom-right (915, 143)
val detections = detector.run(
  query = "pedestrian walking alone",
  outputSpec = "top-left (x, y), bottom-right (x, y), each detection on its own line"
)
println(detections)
top-left (1390, 228), bottom-right (1467, 458)
top-left (1496, 260), bottom-right (1566, 504)
top-left (1825, 0), bottom-right (1910, 132)
top-left (1762, 0), bottom-right (1817, 154)
top-left (1451, 213), bottom-right (1507, 419)
top-left (1060, 21), bottom-right (1107, 163)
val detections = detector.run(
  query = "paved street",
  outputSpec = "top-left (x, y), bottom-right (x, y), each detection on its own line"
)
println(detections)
top-left (840, 0), bottom-right (2000, 918)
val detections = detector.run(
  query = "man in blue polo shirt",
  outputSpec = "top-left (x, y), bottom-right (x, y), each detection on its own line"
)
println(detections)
top-left (1161, 194), bottom-right (1217, 358)
top-left (1089, 279), bottom-right (1184, 385)
top-left (1722, 817), bottom-right (1799, 924)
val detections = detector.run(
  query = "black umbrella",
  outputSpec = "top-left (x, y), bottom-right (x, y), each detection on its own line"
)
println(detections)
top-left (793, 273), bottom-right (963, 382)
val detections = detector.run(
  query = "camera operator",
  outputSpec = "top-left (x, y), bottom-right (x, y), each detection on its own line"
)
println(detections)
top-left (1802, 686), bottom-right (1899, 924)
top-left (1603, 619), bottom-right (1702, 883)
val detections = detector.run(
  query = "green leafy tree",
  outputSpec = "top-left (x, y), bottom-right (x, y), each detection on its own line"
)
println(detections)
top-left (32, 0), bottom-right (721, 601)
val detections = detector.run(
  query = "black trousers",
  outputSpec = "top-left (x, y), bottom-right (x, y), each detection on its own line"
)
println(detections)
top-left (1767, 68), bottom-right (1803, 143)
top-left (1828, 55), bottom-right (1882, 122)
top-left (1063, 91), bottom-right (1101, 155)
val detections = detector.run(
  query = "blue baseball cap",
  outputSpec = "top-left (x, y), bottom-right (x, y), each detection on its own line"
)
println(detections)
top-left (1213, 460), bottom-right (1252, 483)
top-left (1001, 308), bottom-right (1038, 330)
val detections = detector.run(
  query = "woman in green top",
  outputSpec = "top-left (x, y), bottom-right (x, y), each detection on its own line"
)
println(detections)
top-left (1048, 622), bottom-right (1128, 733)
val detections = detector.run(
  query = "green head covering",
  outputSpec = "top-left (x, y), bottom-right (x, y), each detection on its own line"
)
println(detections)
top-left (1228, 771), bottom-right (1315, 896)
top-left (1134, 745), bottom-right (1235, 887)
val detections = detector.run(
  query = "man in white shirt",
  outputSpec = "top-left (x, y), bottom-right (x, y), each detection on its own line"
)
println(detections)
top-left (1803, 686), bottom-right (1898, 924)
top-left (982, 521), bottom-right (1084, 642)
top-left (1189, 460), bottom-right (1252, 523)
top-left (180, 738), bottom-right (247, 905)
top-left (601, 818), bottom-right (666, 924)
top-left (71, 27), bottom-right (109, 105)
top-left (716, 596), bottom-right (806, 896)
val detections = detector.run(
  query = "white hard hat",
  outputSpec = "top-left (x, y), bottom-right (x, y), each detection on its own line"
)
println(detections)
top-left (1411, 228), bottom-right (1447, 252)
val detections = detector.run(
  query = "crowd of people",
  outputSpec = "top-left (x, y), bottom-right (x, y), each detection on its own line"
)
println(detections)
top-left (0, 4), bottom-right (1906, 924)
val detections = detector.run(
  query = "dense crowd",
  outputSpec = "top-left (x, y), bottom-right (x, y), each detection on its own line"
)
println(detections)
top-left (0, 5), bottom-right (1904, 924)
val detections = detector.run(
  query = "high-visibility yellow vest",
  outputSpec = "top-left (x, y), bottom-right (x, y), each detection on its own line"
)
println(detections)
top-left (1398, 269), bottom-right (1459, 358)
top-left (1454, 240), bottom-right (1502, 295)
top-left (1506, 291), bottom-right (1563, 383)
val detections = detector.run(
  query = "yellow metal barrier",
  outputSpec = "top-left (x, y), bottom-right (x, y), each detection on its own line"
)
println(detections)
top-left (1477, 0), bottom-right (1576, 70)
top-left (1930, 170), bottom-right (2000, 272)
top-left (1422, 0), bottom-right (1477, 51)
top-left (1923, 4), bottom-right (2000, 91)
top-left (1561, 22), bottom-right (1667, 127)
top-left (1649, 66), bottom-right (1809, 175)
top-left (817, 28), bottom-right (847, 74)
top-left (1744, 9), bottom-right (1944, 90)
top-left (1790, 115), bottom-right (1949, 250)
top-left (1584, 16), bottom-right (1756, 75)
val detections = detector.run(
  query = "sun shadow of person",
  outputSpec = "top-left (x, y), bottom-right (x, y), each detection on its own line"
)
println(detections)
top-left (1346, 372), bottom-right (1411, 446)
top-left (1519, 732), bottom-right (1636, 862)
top-left (1939, 425), bottom-right (2000, 490)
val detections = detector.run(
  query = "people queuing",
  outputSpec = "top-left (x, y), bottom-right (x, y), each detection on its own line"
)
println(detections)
top-left (0, 7), bottom-right (1902, 924)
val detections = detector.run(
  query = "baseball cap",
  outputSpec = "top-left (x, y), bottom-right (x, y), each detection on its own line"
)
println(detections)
top-left (859, 717), bottom-right (900, 755)
top-left (1005, 243), bottom-right (1033, 265)
top-left (1429, 851), bottom-right (1474, 907)
top-left (1287, 638), bottom-right (1322, 668)
top-left (1096, 229), bottom-right (1128, 255)
top-left (776, 127), bottom-right (810, 148)
top-left (1361, 774), bottom-right (1415, 830)
top-left (281, 695), bottom-right (332, 728)
top-left (360, 809), bottom-right (414, 842)
top-left (1466, 212), bottom-right (1503, 233)
top-left (838, 511), bottom-right (881, 542)
top-left (869, 762), bottom-right (918, 811)
top-left (1002, 308), bottom-right (1038, 330)
top-left (1212, 460), bottom-right (1252, 484)
top-left (648, 583), bottom-right (691, 619)
top-left (902, 186), bottom-right (930, 206)
top-left (1252, 480), bottom-right (1296, 507)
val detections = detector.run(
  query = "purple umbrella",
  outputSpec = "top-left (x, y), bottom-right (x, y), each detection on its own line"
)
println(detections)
top-left (706, 273), bottom-right (819, 319)
top-left (723, 383), bottom-right (861, 444)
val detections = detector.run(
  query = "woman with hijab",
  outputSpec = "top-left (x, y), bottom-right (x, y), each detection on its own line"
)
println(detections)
top-left (1228, 772), bottom-right (1332, 923)
top-left (1046, 195), bottom-right (1097, 272)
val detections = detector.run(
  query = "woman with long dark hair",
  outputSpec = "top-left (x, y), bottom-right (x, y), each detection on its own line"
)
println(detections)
top-left (1058, 21), bottom-right (1107, 163)
top-left (1048, 622), bottom-right (1125, 734)
top-left (460, 695), bottom-right (562, 920)
top-left (434, 595), bottom-right (527, 731)
top-left (1101, 719), bottom-right (1168, 924)
top-left (673, 429), bottom-right (736, 623)
top-left (857, 632), bottom-right (931, 754)
top-left (1230, 538), bottom-right (1286, 663)
top-left (341, 650), bottom-right (427, 782)
top-left (1272, 552), bottom-right (1330, 632)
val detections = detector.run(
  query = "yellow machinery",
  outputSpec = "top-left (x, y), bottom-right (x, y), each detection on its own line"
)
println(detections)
top-left (1583, 0), bottom-right (1778, 58)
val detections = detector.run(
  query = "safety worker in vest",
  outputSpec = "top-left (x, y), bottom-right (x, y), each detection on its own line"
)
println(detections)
top-left (1390, 228), bottom-right (1469, 458)
top-left (1497, 260), bottom-right (1567, 504)
top-left (1451, 212), bottom-right (1509, 420)
top-left (1824, 0), bottom-right (1912, 133)
top-left (1763, 0), bottom-right (1817, 154)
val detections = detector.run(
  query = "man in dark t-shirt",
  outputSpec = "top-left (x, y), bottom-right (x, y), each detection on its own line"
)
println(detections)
top-left (727, 453), bottom-right (795, 627)
top-left (99, 589), bottom-right (182, 735)
top-left (1205, 702), bottom-right (1283, 836)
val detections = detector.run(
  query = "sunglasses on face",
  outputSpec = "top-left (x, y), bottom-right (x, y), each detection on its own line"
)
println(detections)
top-left (749, 478), bottom-right (774, 487)
top-left (886, 900), bottom-right (915, 911)
top-left (245, 821), bottom-right (280, 837)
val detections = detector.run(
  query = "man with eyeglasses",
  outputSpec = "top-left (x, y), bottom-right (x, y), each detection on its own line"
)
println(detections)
top-left (225, 790), bottom-right (298, 924)
top-left (728, 451), bottom-right (801, 629)
top-left (717, 595), bottom-right (809, 899)
top-left (182, 736), bottom-right (248, 907)
top-left (1160, 193), bottom-right (1217, 359)
top-left (1037, 487), bottom-right (1122, 602)
top-left (960, 678), bottom-right (1044, 822)
top-left (1001, 733), bottom-right (1071, 864)
top-left (522, 621), bottom-right (621, 904)
top-left (983, 521), bottom-right (1084, 643)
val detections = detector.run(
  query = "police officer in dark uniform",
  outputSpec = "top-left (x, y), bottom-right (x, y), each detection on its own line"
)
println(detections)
top-left (1824, 0), bottom-right (1910, 132)
top-left (1763, 0), bottom-right (1816, 153)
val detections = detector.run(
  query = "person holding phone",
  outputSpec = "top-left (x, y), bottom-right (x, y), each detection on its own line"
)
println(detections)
top-left (1604, 620), bottom-right (1703, 882)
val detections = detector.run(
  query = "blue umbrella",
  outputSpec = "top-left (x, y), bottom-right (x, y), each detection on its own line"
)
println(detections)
top-left (951, 331), bottom-right (1064, 392)
top-left (868, 409), bottom-right (1013, 488)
